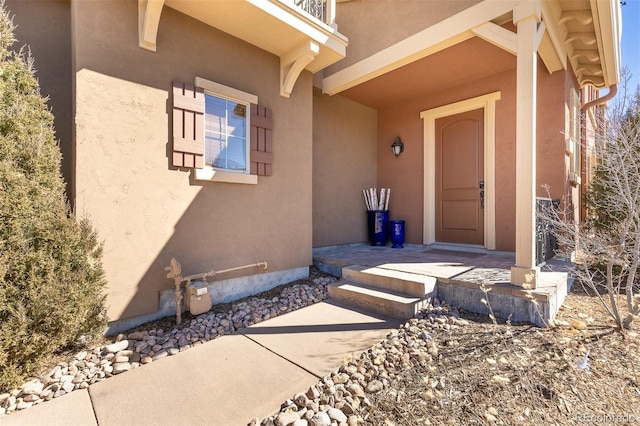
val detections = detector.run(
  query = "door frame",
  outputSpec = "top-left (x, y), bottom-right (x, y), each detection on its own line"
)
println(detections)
top-left (420, 91), bottom-right (501, 249)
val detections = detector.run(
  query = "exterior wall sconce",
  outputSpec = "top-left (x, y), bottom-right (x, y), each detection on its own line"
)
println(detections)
top-left (391, 137), bottom-right (404, 157)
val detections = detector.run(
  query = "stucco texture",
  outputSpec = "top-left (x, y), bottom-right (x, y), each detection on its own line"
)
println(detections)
top-left (71, 1), bottom-right (313, 321)
top-left (327, 0), bottom-right (481, 74)
top-left (312, 89), bottom-right (377, 247)
top-left (373, 58), bottom-right (570, 252)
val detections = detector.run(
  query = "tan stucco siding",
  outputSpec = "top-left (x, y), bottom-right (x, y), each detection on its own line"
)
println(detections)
top-left (7, 0), bottom-right (73, 197)
top-left (326, 0), bottom-right (481, 75)
top-left (536, 66), bottom-right (571, 203)
top-left (375, 57), bottom-right (574, 252)
top-left (312, 89), bottom-right (377, 247)
top-left (377, 70), bottom-right (517, 250)
top-left (376, 102), bottom-right (425, 245)
top-left (71, 1), bottom-right (312, 321)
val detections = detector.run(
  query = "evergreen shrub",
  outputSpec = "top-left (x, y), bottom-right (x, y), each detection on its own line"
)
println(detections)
top-left (0, 2), bottom-right (107, 391)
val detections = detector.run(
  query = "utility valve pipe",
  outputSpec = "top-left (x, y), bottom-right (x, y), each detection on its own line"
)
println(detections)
top-left (165, 258), bottom-right (268, 325)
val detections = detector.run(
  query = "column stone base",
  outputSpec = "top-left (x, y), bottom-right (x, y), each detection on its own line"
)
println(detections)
top-left (511, 265), bottom-right (540, 289)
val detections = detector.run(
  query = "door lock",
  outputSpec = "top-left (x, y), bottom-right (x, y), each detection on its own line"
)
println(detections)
top-left (479, 180), bottom-right (485, 189)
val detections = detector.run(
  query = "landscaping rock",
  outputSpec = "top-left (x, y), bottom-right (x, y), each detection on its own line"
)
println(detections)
top-left (256, 301), bottom-right (470, 425)
top-left (327, 407), bottom-right (347, 423)
top-left (103, 340), bottom-right (129, 354)
top-left (20, 381), bottom-right (44, 396)
top-left (309, 411), bottom-right (331, 426)
top-left (0, 277), bottom-right (333, 419)
top-left (365, 380), bottom-right (383, 393)
top-left (112, 362), bottom-right (131, 374)
top-left (276, 411), bottom-right (300, 426)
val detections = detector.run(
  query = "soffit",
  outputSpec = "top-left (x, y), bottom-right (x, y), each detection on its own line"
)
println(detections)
top-left (324, 0), bottom-right (620, 102)
top-left (339, 36), bottom-right (516, 109)
top-left (541, 0), bottom-right (621, 89)
top-left (163, 0), bottom-right (347, 73)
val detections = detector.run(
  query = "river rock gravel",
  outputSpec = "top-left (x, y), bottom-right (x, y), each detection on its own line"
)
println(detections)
top-left (249, 299), bottom-right (467, 425)
top-left (0, 275), bottom-right (335, 417)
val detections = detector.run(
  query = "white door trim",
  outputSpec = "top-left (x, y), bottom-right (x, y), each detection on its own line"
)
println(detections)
top-left (420, 91), bottom-right (501, 249)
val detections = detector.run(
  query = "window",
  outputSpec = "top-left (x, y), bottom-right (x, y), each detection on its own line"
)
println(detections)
top-left (172, 78), bottom-right (272, 183)
top-left (191, 77), bottom-right (268, 185)
top-left (204, 93), bottom-right (248, 172)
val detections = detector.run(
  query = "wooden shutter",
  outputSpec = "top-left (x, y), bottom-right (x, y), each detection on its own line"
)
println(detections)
top-left (250, 104), bottom-right (273, 176)
top-left (172, 80), bottom-right (204, 168)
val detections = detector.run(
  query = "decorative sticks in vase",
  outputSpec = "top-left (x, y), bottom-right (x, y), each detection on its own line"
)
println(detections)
top-left (363, 187), bottom-right (390, 211)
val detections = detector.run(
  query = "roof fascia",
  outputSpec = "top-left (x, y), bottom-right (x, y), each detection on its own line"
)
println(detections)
top-left (590, 0), bottom-right (622, 87)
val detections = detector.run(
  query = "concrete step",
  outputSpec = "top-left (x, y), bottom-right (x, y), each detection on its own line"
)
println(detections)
top-left (328, 280), bottom-right (429, 319)
top-left (342, 265), bottom-right (436, 298)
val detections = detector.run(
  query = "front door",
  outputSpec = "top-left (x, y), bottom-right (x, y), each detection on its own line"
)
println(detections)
top-left (435, 108), bottom-right (484, 245)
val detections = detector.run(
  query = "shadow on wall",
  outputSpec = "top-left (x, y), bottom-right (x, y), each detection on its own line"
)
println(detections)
top-left (96, 93), bottom-right (314, 329)
top-left (61, 1), bottom-right (315, 329)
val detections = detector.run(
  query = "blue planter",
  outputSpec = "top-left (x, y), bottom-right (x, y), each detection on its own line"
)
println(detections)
top-left (390, 220), bottom-right (405, 248)
top-left (367, 210), bottom-right (389, 246)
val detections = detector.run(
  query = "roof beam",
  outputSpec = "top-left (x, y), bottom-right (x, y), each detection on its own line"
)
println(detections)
top-left (471, 22), bottom-right (517, 55)
top-left (322, 0), bottom-right (521, 95)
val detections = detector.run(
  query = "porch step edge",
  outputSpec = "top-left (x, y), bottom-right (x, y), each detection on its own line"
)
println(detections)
top-left (328, 280), bottom-right (431, 320)
top-left (342, 265), bottom-right (436, 297)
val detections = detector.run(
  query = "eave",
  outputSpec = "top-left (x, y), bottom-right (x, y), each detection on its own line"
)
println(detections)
top-left (139, 0), bottom-right (348, 98)
top-left (322, 0), bottom-right (621, 97)
top-left (539, 0), bottom-right (621, 89)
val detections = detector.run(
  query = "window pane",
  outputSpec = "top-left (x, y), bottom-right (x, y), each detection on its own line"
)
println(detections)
top-left (226, 136), bottom-right (247, 170)
top-left (205, 134), bottom-right (226, 169)
top-left (205, 95), bottom-right (226, 135)
top-left (228, 103), bottom-right (246, 139)
top-left (204, 93), bottom-right (248, 172)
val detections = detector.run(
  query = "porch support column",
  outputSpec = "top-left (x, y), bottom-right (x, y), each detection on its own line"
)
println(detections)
top-left (511, 2), bottom-right (542, 288)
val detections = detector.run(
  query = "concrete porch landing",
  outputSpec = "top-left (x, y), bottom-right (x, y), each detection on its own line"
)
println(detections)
top-left (313, 244), bottom-right (574, 326)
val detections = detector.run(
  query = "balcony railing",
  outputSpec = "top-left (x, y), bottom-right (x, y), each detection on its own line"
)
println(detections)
top-left (288, 0), bottom-right (336, 27)
top-left (295, 0), bottom-right (324, 21)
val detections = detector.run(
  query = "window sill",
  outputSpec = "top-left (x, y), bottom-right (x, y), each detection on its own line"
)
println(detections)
top-left (195, 168), bottom-right (258, 185)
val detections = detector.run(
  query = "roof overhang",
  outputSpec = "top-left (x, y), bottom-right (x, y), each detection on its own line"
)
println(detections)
top-left (322, 0), bottom-right (621, 96)
top-left (539, 0), bottom-right (621, 88)
top-left (138, 0), bottom-right (348, 97)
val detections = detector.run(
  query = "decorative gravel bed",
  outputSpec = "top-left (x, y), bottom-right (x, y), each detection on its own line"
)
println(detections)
top-left (249, 300), bottom-right (466, 426)
top-left (0, 269), bottom-right (337, 417)
top-left (252, 285), bottom-right (640, 426)
top-left (6, 269), bottom-right (633, 426)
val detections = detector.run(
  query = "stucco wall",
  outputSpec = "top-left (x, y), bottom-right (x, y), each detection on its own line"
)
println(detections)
top-left (326, 0), bottom-right (481, 74)
top-left (376, 57), bottom-right (572, 252)
top-left (537, 65), bottom-right (570, 204)
top-left (6, 0), bottom-right (73, 197)
top-left (312, 89), bottom-right (377, 247)
top-left (71, 0), bottom-right (313, 321)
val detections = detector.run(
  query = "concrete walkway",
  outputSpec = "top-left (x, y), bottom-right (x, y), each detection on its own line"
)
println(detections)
top-left (0, 301), bottom-right (401, 426)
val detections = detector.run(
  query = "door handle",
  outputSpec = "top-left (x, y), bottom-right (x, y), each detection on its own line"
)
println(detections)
top-left (480, 190), bottom-right (485, 209)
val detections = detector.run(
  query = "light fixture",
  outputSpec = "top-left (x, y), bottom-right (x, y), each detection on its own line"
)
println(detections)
top-left (391, 137), bottom-right (404, 157)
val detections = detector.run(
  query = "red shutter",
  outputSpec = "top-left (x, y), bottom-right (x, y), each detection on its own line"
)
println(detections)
top-left (172, 81), bottom-right (204, 168)
top-left (250, 104), bottom-right (273, 176)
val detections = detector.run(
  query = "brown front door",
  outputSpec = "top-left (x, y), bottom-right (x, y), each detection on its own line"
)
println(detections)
top-left (435, 108), bottom-right (484, 245)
